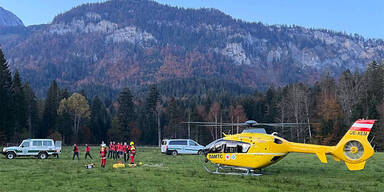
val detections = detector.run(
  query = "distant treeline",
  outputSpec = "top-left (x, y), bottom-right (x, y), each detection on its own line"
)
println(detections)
top-left (1, 48), bottom-right (383, 150)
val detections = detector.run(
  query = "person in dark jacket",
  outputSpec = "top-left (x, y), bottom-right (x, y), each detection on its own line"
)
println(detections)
top-left (108, 141), bottom-right (113, 158)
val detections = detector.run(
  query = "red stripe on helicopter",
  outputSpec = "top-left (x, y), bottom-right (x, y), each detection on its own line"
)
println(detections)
top-left (349, 120), bottom-right (375, 132)
top-left (349, 127), bottom-right (371, 132)
top-left (354, 120), bottom-right (375, 124)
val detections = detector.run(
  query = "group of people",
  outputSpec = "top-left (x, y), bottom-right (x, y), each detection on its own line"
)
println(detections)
top-left (72, 141), bottom-right (137, 168)
top-left (72, 144), bottom-right (93, 160)
top-left (107, 141), bottom-right (136, 162)
top-left (101, 141), bottom-right (136, 168)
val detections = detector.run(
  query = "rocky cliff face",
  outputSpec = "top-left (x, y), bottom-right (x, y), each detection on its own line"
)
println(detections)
top-left (0, 0), bottom-right (383, 96)
top-left (0, 7), bottom-right (24, 27)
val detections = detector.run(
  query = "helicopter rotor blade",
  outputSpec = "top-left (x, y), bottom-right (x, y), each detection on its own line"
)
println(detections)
top-left (182, 121), bottom-right (216, 124)
top-left (198, 124), bottom-right (239, 127)
top-left (182, 121), bottom-right (319, 128)
top-left (258, 123), bottom-right (310, 127)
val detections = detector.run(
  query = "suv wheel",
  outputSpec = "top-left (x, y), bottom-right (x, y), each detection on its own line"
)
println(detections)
top-left (38, 152), bottom-right (48, 159)
top-left (171, 150), bottom-right (178, 156)
top-left (6, 152), bottom-right (16, 159)
top-left (198, 150), bottom-right (204, 155)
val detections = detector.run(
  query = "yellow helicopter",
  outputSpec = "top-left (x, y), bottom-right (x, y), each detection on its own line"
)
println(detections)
top-left (201, 119), bottom-right (376, 176)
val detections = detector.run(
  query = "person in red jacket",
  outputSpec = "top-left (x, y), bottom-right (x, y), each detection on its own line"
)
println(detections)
top-left (85, 144), bottom-right (93, 159)
top-left (116, 142), bottom-right (122, 159)
top-left (119, 142), bottom-right (123, 158)
top-left (123, 142), bottom-right (128, 162)
top-left (128, 141), bottom-right (136, 164)
top-left (72, 144), bottom-right (79, 160)
top-left (100, 144), bottom-right (107, 168)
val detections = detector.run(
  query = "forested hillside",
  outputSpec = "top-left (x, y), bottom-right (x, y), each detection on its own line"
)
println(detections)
top-left (1, 47), bottom-right (384, 150)
top-left (0, 0), bottom-right (384, 97)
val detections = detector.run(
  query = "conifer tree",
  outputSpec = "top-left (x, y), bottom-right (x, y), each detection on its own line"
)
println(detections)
top-left (41, 80), bottom-right (60, 137)
top-left (90, 96), bottom-right (110, 143)
top-left (23, 83), bottom-right (40, 138)
top-left (118, 88), bottom-right (135, 140)
top-left (107, 117), bottom-right (123, 141)
top-left (141, 84), bottom-right (160, 145)
top-left (0, 48), bottom-right (14, 142)
top-left (165, 97), bottom-right (179, 138)
top-left (12, 71), bottom-right (27, 140)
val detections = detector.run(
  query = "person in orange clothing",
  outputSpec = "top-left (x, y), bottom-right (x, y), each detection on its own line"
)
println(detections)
top-left (100, 144), bottom-right (107, 168)
top-left (128, 141), bottom-right (136, 164)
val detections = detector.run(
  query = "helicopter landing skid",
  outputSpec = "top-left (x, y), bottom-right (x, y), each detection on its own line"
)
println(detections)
top-left (203, 164), bottom-right (262, 176)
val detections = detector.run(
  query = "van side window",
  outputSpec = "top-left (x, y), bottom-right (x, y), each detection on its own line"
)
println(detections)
top-left (43, 141), bottom-right (53, 146)
top-left (161, 141), bottom-right (167, 145)
top-left (169, 140), bottom-right (187, 145)
top-left (32, 141), bottom-right (42, 146)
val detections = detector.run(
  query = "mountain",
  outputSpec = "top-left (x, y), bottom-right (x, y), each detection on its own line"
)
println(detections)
top-left (0, 7), bottom-right (24, 27)
top-left (0, 0), bottom-right (383, 97)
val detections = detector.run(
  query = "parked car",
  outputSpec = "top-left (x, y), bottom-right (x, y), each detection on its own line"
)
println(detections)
top-left (161, 139), bottom-right (204, 156)
top-left (2, 139), bottom-right (62, 159)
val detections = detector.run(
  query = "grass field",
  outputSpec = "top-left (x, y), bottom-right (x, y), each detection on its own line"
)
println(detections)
top-left (0, 146), bottom-right (383, 192)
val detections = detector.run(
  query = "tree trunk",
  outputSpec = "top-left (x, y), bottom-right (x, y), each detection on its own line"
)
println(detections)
top-left (157, 111), bottom-right (161, 147)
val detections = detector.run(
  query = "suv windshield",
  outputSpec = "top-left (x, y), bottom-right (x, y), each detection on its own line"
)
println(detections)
top-left (20, 141), bottom-right (30, 147)
top-left (189, 140), bottom-right (198, 146)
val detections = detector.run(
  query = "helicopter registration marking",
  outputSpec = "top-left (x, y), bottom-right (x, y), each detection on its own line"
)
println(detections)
top-left (349, 131), bottom-right (368, 136)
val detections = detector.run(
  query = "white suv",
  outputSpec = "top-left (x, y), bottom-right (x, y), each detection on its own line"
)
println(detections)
top-left (2, 139), bottom-right (62, 159)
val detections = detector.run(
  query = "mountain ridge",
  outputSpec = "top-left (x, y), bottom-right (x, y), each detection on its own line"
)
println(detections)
top-left (0, 0), bottom-right (383, 97)
top-left (0, 7), bottom-right (24, 27)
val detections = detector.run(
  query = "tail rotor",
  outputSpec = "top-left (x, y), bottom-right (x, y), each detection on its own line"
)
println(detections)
top-left (332, 119), bottom-right (376, 170)
top-left (343, 140), bottom-right (364, 160)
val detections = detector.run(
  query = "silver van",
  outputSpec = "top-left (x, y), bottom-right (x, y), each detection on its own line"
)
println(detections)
top-left (2, 139), bottom-right (62, 159)
top-left (161, 139), bottom-right (204, 156)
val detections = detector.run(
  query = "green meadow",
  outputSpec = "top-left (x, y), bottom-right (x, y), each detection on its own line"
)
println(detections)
top-left (0, 147), bottom-right (383, 192)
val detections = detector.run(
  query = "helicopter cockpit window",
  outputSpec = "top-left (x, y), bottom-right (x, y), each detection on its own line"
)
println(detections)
top-left (206, 140), bottom-right (250, 153)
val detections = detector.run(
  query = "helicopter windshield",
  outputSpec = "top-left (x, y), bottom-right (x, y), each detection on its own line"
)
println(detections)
top-left (204, 139), bottom-right (250, 153)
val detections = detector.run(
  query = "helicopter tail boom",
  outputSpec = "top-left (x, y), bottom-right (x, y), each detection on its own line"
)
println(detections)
top-left (287, 119), bottom-right (375, 170)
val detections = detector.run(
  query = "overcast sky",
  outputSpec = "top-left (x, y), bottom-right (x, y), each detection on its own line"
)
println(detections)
top-left (0, 0), bottom-right (382, 39)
